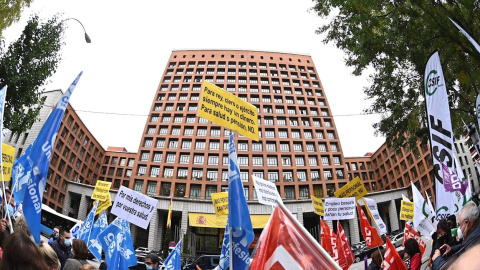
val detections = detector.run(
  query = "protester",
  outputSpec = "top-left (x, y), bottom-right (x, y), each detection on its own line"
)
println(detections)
top-left (0, 189), bottom-right (16, 248)
top-left (432, 201), bottom-right (480, 269)
top-left (404, 238), bottom-right (421, 270)
top-left (368, 248), bottom-right (385, 270)
top-left (49, 226), bottom-right (60, 244)
top-left (145, 253), bottom-right (162, 270)
top-left (99, 262), bottom-right (107, 270)
top-left (430, 220), bottom-right (453, 260)
top-left (63, 239), bottom-right (91, 270)
top-left (0, 231), bottom-right (51, 270)
top-left (50, 227), bottom-right (74, 270)
top-left (38, 240), bottom-right (61, 270)
top-left (447, 241), bottom-right (480, 270)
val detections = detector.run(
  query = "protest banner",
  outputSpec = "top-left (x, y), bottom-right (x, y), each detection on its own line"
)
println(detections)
top-left (400, 201), bottom-right (414, 221)
top-left (92, 180), bottom-right (111, 201)
top-left (1, 143), bottom-right (15, 181)
top-left (211, 192), bottom-right (229, 216)
top-left (334, 177), bottom-right (367, 202)
top-left (198, 81), bottom-right (259, 141)
top-left (363, 198), bottom-right (387, 235)
top-left (252, 175), bottom-right (281, 207)
top-left (323, 197), bottom-right (355, 220)
top-left (111, 186), bottom-right (158, 229)
top-left (95, 192), bottom-right (112, 215)
top-left (312, 196), bottom-right (325, 216)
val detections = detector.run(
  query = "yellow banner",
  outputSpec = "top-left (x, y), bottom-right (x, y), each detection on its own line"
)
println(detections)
top-left (95, 193), bottom-right (112, 215)
top-left (211, 192), bottom-right (229, 216)
top-left (92, 180), bottom-right (111, 201)
top-left (1, 144), bottom-right (15, 181)
top-left (400, 201), bottom-right (414, 221)
top-left (188, 213), bottom-right (270, 228)
top-left (198, 81), bottom-right (259, 141)
top-left (334, 177), bottom-right (367, 201)
top-left (312, 196), bottom-right (324, 216)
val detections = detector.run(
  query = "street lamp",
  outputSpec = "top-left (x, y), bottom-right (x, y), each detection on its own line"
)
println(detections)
top-left (61, 18), bottom-right (92, 43)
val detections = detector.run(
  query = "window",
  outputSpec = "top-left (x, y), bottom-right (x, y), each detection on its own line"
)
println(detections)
top-left (194, 154), bottom-right (204, 165)
top-left (238, 156), bottom-right (248, 166)
top-left (278, 130), bottom-right (288, 138)
top-left (159, 127), bottom-right (168, 135)
top-left (284, 187), bottom-right (295, 199)
top-left (150, 167), bottom-right (160, 177)
top-left (295, 156), bottom-right (305, 166)
top-left (137, 166), bottom-right (147, 176)
top-left (321, 156), bottom-right (330, 165)
top-left (238, 142), bottom-right (248, 151)
top-left (266, 143), bottom-right (276, 152)
top-left (293, 143), bottom-right (302, 152)
top-left (166, 153), bottom-right (176, 163)
top-left (333, 156), bottom-right (341, 165)
top-left (206, 186), bottom-right (217, 199)
top-left (197, 128), bottom-right (207, 136)
top-left (147, 181), bottom-right (157, 195)
top-left (282, 156), bottom-right (292, 166)
top-left (280, 143), bottom-right (290, 152)
top-left (324, 170), bottom-right (333, 180)
top-left (144, 139), bottom-right (153, 148)
top-left (195, 141), bottom-right (206, 150)
top-left (182, 140), bottom-right (192, 149)
top-left (190, 185), bottom-right (201, 198)
top-left (207, 170), bottom-right (218, 181)
top-left (311, 170), bottom-right (320, 181)
top-left (208, 155), bottom-right (219, 165)
top-left (252, 156), bottom-right (263, 166)
top-left (309, 156), bottom-right (317, 166)
top-left (299, 186), bottom-right (309, 199)
top-left (134, 180), bottom-right (143, 192)
top-left (209, 141), bottom-right (220, 150)
top-left (211, 128), bottom-right (221, 137)
top-left (192, 169), bottom-right (203, 180)
top-left (267, 156), bottom-right (278, 166)
top-left (184, 127), bottom-right (194, 136)
top-left (140, 152), bottom-right (150, 161)
top-left (169, 140), bottom-right (178, 149)
top-left (268, 172), bottom-right (279, 182)
top-left (319, 143), bottom-right (327, 152)
top-left (306, 143), bottom-right (315, 152)
top-left (163, 168), bottom-right (174, 178)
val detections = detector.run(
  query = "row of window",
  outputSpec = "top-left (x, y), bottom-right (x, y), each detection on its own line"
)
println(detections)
top-left (165, 68), bottom-right (318, 81)
top-left (163, 76), bottom-right (319, 87)
top-left (168, 61), bottom-right (315, 72)
top-left (158, 84), bottom-right (323, 96)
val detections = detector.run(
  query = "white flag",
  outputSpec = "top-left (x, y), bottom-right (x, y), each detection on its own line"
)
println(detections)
top-left (411, 182), bottom-right (436, 236)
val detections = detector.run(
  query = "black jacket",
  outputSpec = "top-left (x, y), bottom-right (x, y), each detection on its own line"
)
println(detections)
top-left (49, 238), bottom-right (73, 270)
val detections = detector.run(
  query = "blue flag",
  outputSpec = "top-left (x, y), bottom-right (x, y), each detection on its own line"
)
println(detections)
top-left (218, 218), bottom-right (230, 270)
top-left (88, 211), bottom-right (108, 260)
top-left (98, 218), bottom-right (137, 269)
top-left (228, 133), bottom-right (253, 270)
top-left (11, 144), bottom-right (33, 203)
top-left (23, 72), bottom-right (83, 243)
top-left (164, 237), bottom-right (183, 270)
top-left (78, 200), bottom-right (99, 244)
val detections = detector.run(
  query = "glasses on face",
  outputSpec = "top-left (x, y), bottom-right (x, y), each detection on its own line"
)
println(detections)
top-left (145, 262), bottom-right (153, 266)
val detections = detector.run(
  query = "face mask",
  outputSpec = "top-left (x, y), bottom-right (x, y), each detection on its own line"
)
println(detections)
top-left (457, 224), bottom-right (465, 240)
top-left (4, 204), bottom-right (13, 217)
top-left (146, 266), bottom-right (153, 270)
top-left (64, 239), bottom-right (72, 247)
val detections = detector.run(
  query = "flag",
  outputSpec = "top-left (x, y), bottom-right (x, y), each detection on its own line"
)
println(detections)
top-left (356, 203), bottom-right (383, 248)
top-left (78, 200), bottom-right (99, 245)
top-left (11, 144), bottom-right (33, 203)
top-left (218, 218), bottom-right (230, 270)
top-left (425, 191), bottom-right (437, 226)
top-left (411, 182), bottom-right (436, 236)
top-left (425, 51), bottom-right (457, 221)
top-left (23, 72), bottom-right (82, 243)
top-left (336, 221), bottom-right (354, 270)
top-left (454, 155), bottom-right (472, 210)
top-left (88, 211), bottom-right (108, 261)
top-left (70, 222), bottom-right (82, 239)
top-left (228, 133), bottom-right (253, 270)
top-left (383, 236), bottom-right (408, 270)
top-left (441, 162), bottom-right (468, 194)
top-left (164, 237), bottom-right (183, 270)
top-left (166, 196), bottom-right (173, 229)
top-left (250, 203), bottom-right (340, 270)
top-left (98, 218), bottom-right (137, 269)
top-left (402, 223), bottom-right (427, 256)
top-left (320, 218), bottom-right (337, 258)
top-left (449, 18), bottom-right (480, 54)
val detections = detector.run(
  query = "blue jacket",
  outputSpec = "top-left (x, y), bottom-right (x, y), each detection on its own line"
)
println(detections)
top-left (49, 239), bottom-right (73, 270)
top-left (432, 221), bottom-right (480, 270)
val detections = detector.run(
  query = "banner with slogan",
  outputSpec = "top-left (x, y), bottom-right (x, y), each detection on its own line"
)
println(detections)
top-left (363, 198), bottom-right (387, 235)
top-left (211, 192), bottom-right (229, 216)
top-left (400, 201), bottom-right (414, 221)
top-left (334, 177), bottom-right (367, 202)
top-left (188, 213), bottom-right (270, 229)
top-left (1, 143), bottom-right (15, 181)
top-left (252, 175), bottom-right (281, 207)
top-left (92, 180), bottom-right (111, 201)
top-left (323, 197), bottom-right (355, 220)
top-left (402, 223), bottom-right (427, 256)
top-left (111, 186), bottom-right (158, 229)
top-left (198, 81), bottom-right (259, 141)
top-left (312, 196), bottom-right (325, 216)
top-left (95, 192), bottom-right (112, 215)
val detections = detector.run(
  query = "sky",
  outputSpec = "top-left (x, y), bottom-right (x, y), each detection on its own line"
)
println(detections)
top-left (3, 0), bottom-right (385, 157)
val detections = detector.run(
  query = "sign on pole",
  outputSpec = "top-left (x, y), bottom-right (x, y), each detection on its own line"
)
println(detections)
top-left (1, 143), bottom-right (15, 181)
top-left (198, 81), bottom-right (259, 141)
top-left (334, 177), bottom-right (367, 202)
top-left (323, 197), bottom-right (355, 220)
top-left (111, 186), bottom-right (158, 229)
top-left (311, 196), bottom-right (325, 216)
top-left (211, 192), bottom-right (229, 216)
top-left (400, 201), bottom-right (415, 221)
top-left (252, 175), bottom-right (281, 207)
top-left (95, 192), bottom-right (112, 215)
top-left (92, 180), bottom-right (111, 201)
top-left (363, 198), bottom-right (387, 235)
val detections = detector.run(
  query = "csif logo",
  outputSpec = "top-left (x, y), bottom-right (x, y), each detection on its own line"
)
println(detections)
top-left (425, 70), bottom-right (443, 96)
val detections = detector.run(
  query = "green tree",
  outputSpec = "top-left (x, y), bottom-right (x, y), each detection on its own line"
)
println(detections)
top-left (0, 0), bottom-right (33, 37)
top-left (312, 1), bottom-right (480, 151)
top-left (0, 14), bottom-right (64, 135)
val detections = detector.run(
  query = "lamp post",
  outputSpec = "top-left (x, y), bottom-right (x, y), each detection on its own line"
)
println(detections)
top-left (61, 18), bottom-right (92, 43)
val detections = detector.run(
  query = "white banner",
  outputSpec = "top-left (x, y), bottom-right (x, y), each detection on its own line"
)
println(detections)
top-left (111, 186), bottom-right (158, 229)
top-left (476, 94), bottom-right (480, 130)
top-left (411, 182), bottom-right (436, 236)
top-left (323, 197), bottom-right (355, 220)
top-left (363, 198), bottom-right (387, 235)
top-left (252, 175), bottom-right (282, 207)
top-left (425, 51), bottom-right (456, 221)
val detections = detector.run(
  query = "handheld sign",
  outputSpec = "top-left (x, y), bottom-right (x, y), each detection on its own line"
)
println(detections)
top-left (92, 180), bottom-right (111, 201)
top-left (111, 186), bottom-right (158, 229)
top-left (363, 198), bottom-right (387, 235)
top-left (334, 177), bottom-right (367, 202)
top-left (252, 175), bottom-right (281, 207)
top-left (95, 192), bottom-right (112, 215)
top-left (211, 192), bottom-right (229, 216)
top-left (323, 197), bottom-right (355, 220)
top-left (198, 81), bottom-right (259, 141)
top-left (1, 143), bottom-right (15, 181)
top-left (400, 201), bottom-right (414, 221)
top-left (311, 196), bottom-right (324, 216)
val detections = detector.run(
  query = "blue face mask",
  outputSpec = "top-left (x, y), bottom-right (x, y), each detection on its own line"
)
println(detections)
top-left (4, 204), bottom-right (13, 217)
top-left (146, 265), bottom-right (159, 270)
top-left (64, 239), bottom-right (72, 247)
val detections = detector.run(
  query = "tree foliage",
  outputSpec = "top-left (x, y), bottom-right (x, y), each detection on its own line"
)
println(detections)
top-left (0, 0), bottom-right (32, 37)
top-left (0, 14), bottom-right (64, 135)
top-left (312, 0), bottom-right (480, 151)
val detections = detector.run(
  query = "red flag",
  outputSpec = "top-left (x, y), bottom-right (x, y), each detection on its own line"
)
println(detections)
top-left (402, 223), bottom-right (427, 256)
top-left (251, 205), bottom-right (340, 270)
top-left (320, 218), bottom-right (337, 257)
top-left (336, 222), bottom-right (354, 270)
top-left (357, 203), bottom-right (383, 248)
top-left (384, 236), bottom-right (408, 270)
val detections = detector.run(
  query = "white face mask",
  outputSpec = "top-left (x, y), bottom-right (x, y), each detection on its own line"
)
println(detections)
top-left (457, 226), bottom-right (464, 240)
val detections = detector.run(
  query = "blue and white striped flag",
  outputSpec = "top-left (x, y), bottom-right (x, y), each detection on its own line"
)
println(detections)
top-left (164, 237), bottom-right (183, 270)
top-left (228, 133), bottom-right (253, 270)
top-left (78, 200), bottom-right (99, 245)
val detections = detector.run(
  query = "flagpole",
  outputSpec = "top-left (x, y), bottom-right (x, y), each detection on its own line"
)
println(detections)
top-left (0, 86), bottom-right (10, 222)
top-left (229, 129), bottom-right (234, 270)
top-left (276, 200), bottom-right (342, 270)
